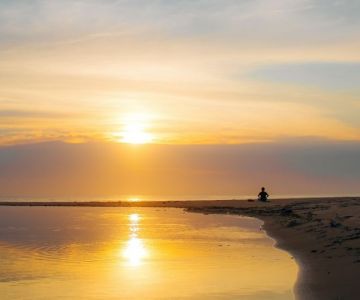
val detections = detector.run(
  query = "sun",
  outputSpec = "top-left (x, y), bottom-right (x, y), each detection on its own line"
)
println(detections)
top-left (121, 123), bottom-right (153, 144)
top-left (119, 113), bottom-right (154, 144)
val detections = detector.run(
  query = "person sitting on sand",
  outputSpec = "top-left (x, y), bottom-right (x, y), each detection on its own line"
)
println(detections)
top-left (258, 187), bottom-right (269, 202)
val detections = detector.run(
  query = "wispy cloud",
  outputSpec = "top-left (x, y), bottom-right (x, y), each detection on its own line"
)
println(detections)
top-left (249, 62), bottom-right (360, 90)
top-left (0, 109), bottom-right (73, 118)
top-left (0, 0), bottom-right (359, 145)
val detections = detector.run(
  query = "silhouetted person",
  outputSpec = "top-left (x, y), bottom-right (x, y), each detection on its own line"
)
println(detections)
top-left (258, 187), bottom-right (269, 202)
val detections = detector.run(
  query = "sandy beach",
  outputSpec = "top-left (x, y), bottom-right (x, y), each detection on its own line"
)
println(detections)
top-left (1, 197), bottom-right (359, 300)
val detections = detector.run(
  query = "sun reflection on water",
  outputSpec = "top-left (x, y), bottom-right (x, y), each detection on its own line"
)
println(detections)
top-left (122, 213), bottom-right (148, 266)
top-left (129, 213), bottom-right (140, 223)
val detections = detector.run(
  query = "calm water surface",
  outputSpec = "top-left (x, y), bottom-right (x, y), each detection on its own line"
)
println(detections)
top-left (0, 207), bottom-right (297, 299)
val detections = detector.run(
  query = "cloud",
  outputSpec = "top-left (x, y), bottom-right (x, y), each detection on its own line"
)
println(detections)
top-left (249, 62), bottom-right (360, 91)
top-left (0, 109), bottom-right (71, 118)
top-left (0, 0), bottom-right (359, 146)
top-left (0, 140), bottom-right (359, 197)
top-left (1, 0), bottom-right (360, 46)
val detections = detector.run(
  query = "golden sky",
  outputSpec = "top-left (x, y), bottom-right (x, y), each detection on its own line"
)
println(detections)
top-left (0, 1), bottom-right (360, 197)
top-left (1, 0), bottom-right (360, 146)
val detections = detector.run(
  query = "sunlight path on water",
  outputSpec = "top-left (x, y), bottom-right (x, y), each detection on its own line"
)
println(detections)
top-left (0, 207), bottom-right (297, 300)
top-left (122, 214), bottom-right (148, 266)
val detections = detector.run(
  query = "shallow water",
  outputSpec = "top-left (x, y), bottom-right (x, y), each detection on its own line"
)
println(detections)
top-left (0, 207), bottom-right (297, 299)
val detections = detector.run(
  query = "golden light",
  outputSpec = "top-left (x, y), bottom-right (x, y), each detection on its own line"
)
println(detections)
top-left (123, 237), bottom-right (147, 266)
top-left (120, 113), bottom-right (154, 144)
top-left (129, 213), bottom-right (140, 223)
top-left (128, 197), bottom-right (140, 202)
top-left (122, 213), bottom-right (148, 266)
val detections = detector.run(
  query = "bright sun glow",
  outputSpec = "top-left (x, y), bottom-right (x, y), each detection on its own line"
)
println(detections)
top-left (128, 197), bottom-right (140, 202)
top-left (120, 113), bottom-right (154, 144)
top-left (129, 213), bottom-right (140, 222)
top-left (123, 237), bottom-right (147, 266)
top-left (122, 213), bottom-right (147, 266)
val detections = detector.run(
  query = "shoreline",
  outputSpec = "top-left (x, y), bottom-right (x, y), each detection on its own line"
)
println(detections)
top-left (0, 196), bottom-right (357, 206)
top-left (183, 198), bottom-right (360, 300)
top-left (1, 197), bottom-right (359, 299)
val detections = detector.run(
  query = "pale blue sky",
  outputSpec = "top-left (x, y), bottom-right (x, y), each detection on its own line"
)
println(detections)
top-left (1, 0), bottom-right (360, 43)
top-left (250, 63), bottom-right (360, 90)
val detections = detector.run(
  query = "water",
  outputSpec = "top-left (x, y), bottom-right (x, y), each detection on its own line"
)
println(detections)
top-left (0, 193), bottom-right (355, 203)
top-left (0, 207), bottom-right (297, 299)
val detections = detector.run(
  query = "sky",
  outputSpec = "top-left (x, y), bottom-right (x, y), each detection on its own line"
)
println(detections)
top-left (0, 0), bottom-right (359, 198)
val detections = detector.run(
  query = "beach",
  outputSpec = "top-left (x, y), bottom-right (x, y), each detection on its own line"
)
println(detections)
top-left (2, 1), bottom-right (359, 299)
top-left (1, 197), bottom-right (359, 300)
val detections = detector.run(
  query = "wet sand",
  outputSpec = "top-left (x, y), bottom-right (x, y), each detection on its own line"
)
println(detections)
top-left (1, 197), bottom-right (359, 300)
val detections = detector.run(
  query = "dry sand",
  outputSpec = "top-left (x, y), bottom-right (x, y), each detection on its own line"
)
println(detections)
top-left (1, 197), bottom-right (359, 300)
